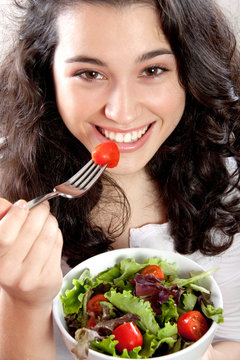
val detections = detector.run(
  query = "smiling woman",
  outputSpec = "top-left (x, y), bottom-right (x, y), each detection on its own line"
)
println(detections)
top-left (0, 1), bottom-right (240, 360)
top-left (53, 3), bottom-right (185, 164)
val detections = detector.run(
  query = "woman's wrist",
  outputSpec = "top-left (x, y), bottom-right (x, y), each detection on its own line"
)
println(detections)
top-left (0, 286), bottom-right (53, 310)
top-left (0, 289), bottom-right (56, 360)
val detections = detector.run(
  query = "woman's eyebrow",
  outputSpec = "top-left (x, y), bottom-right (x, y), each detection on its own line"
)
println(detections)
top-left (137, 49), bottom-right (173, 63)
top-left (65, 49), bottom-right (173, 66)
top-left (65, 56), bottom-right (106, 66)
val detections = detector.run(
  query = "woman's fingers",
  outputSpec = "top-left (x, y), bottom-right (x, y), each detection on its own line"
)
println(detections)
top-left (6, 201), bottom-right (52, 264)
top-left (22, 213), bottom-right (61, 274)
top-left (39, 229), bottom-right (64, 301)
top-left (15, 224), bottom-right (63, 304)
top-left (0, 199), bottom-right (29, 256)
top-left (0, 198), bottom-right (63, 305)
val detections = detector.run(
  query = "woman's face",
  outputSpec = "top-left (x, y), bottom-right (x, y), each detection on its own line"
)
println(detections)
top-left (53, 3), bottom-right (185, 174)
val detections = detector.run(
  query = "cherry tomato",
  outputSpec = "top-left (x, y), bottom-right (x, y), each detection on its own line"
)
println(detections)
top-left (91, 141), bottom-right (120, 168)
top-left (141, 265), bottom-right (165, 280)
top-left (86, 316), bottom-right (96, 328)
top-left (112, 322), bottom-right (143, 353)
top-left (177, 310), bottom-right (208, 341)
top-left (87, 294), bottom-right (109, 316)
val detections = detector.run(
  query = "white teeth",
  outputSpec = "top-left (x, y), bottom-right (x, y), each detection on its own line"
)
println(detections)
top-left (123, 133), bottom-right (132, 143)
top-left (132, 131), bottom-right (138, 141)
top-left (106, 131), bottom-right (115, 141)
top-left (101, 125), bottom-right (149, 143)
top-left (115, 133), bottom-right (124, 142)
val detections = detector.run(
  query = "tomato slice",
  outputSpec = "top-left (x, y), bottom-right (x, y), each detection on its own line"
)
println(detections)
top-left (91, 141), bottom-right (120, 168)
top-left (86, 294), bottom-right (109, 316)
top-left (177, 310), bottom-right (208, 341)
top-left (112, 322), bottom-right (143, 353)
top-left (141, 265), bottom-right (165, 280)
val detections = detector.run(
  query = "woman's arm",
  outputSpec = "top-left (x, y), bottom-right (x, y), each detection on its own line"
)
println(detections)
top-left (0, 292), bottom-right (56, 360)
top-left (201, 342), bottom-right (240, 360)
top-left (0, 198), bottom-right (63, 360)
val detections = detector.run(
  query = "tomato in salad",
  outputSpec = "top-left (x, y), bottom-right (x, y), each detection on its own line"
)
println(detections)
top-left (177, 310), bottom-right (209, 341)
top-left (86, 316), bottom-right (96, 328)
top-left (141, 265), bottom-right (165, 280)
top-left (92, 141), bottom-right (120, 168)
top-left (112, 322), bottom-right (143, 353)
top-left (87, 294), bottom-right (109, 317)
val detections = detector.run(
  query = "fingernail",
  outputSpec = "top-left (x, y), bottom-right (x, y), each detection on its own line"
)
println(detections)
top-left (13, 199), bottom-right (28, 209)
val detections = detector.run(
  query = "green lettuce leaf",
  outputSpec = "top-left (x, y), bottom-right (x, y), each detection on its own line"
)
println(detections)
top-left (90, 335), bottom-right (118, 356)
top-left (140, 330), bottom-right (177, 358)
top-left (91, 336), bottom-right (142, 359)
top-left (157, 297), bottom-right (179, 326)
top-left (201, 302), bottom-right (224, 324)
top-left (157, 322), bottom-right (178, 339)
top-left (121, 347), bottom-right (142, 359)
top-left (60, 269), bottom-right (92, 314)
top-left (174, 268), bottom-right (217, 287)
top-left (181, 290), bottom-right (198, 312)
top-left (188, 283), bottom-right (210, 294)
top-left (105, 289), bottom-right (160, 335)
top-left (113, 258), bottom-right (146, 284)
top-left (94, 264), bottom-right (121, 283)
top-left (139, 331), bottom-right (159, 358)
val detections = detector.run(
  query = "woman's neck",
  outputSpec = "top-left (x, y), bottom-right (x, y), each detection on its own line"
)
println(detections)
top-left (111, 169), bottom-right (167, 248)
top-left (90, 168), bottom-right (167, 249)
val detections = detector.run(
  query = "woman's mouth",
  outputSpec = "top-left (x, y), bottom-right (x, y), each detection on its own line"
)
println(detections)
top-left (94, 123), bottom-right (155, 153)
top-left (97, 124), bottom-right (151, 143)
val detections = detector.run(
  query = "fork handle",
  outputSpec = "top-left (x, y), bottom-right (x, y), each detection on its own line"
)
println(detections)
top-left (28, 191), bottom-right (59, 209)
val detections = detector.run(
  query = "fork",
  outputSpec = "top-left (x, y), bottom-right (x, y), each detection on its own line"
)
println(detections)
top-left (28, 160), bottom-right (107, 209)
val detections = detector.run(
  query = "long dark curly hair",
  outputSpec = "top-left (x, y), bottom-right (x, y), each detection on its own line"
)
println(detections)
top-left (0, 0), bottom-right (239, 267)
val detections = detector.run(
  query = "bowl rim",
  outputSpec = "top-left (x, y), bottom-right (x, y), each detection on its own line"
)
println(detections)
top-left (53, 248), bottom-right (223, 359)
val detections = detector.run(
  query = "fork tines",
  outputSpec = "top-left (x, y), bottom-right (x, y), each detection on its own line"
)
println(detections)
top-left (67, 159), bottom-right (106, 190)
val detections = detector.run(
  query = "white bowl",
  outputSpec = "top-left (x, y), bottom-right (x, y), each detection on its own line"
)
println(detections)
top-left (53, 248), bottom-right (223, 360)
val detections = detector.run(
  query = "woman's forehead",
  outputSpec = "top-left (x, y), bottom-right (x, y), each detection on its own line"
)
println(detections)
top-left (55, 2), bottom-right (166, 51)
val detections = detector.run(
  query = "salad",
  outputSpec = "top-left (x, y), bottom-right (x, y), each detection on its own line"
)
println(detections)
top-left (60, 256), bottom-right (224, 359)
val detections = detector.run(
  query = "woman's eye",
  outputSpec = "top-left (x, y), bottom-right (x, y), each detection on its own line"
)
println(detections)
top-left (141, 66), bottom-right (165, 77)
top-left (75, 70), bottom-right (104, 80)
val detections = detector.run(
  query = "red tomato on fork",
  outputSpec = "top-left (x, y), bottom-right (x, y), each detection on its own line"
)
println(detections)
top-left (91, 141), bottom-right (120, 168)
top-left (141, 265), bottom-right (165, 280)
top-left (112, 322), bottom-right (143, 353)
top-left (177, 310), bottom-right (209, 341)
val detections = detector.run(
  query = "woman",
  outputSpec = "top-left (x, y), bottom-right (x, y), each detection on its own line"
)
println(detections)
top-left (0, 0), bottom-right (239, 359)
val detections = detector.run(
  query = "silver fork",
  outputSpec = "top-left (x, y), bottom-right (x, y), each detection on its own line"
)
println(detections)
top-left (28, 160), bottom-right (107, 209)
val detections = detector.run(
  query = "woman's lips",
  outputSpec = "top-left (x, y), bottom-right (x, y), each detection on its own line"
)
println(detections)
top-left (93, 123), bottom-right (155, 153)
top-left (98, 125), bottom-right (149, 143)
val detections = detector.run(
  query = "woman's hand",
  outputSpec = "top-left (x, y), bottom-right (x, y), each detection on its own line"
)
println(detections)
top-left (201, 342), bottom-right (240, 360)
top-left (0, 197), bottom-right (63, 306)
top-left (0, 197), bottom-right (63, 359)
top-left (200, 345), bottom-right (215, 360)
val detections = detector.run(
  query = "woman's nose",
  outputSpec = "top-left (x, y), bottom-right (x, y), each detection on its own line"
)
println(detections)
top-left (104, 83), bottom-right (142, 124)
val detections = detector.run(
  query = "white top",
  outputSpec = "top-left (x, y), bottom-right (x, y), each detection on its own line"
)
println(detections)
top-left (55, 223), bottom-right (240, 359)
